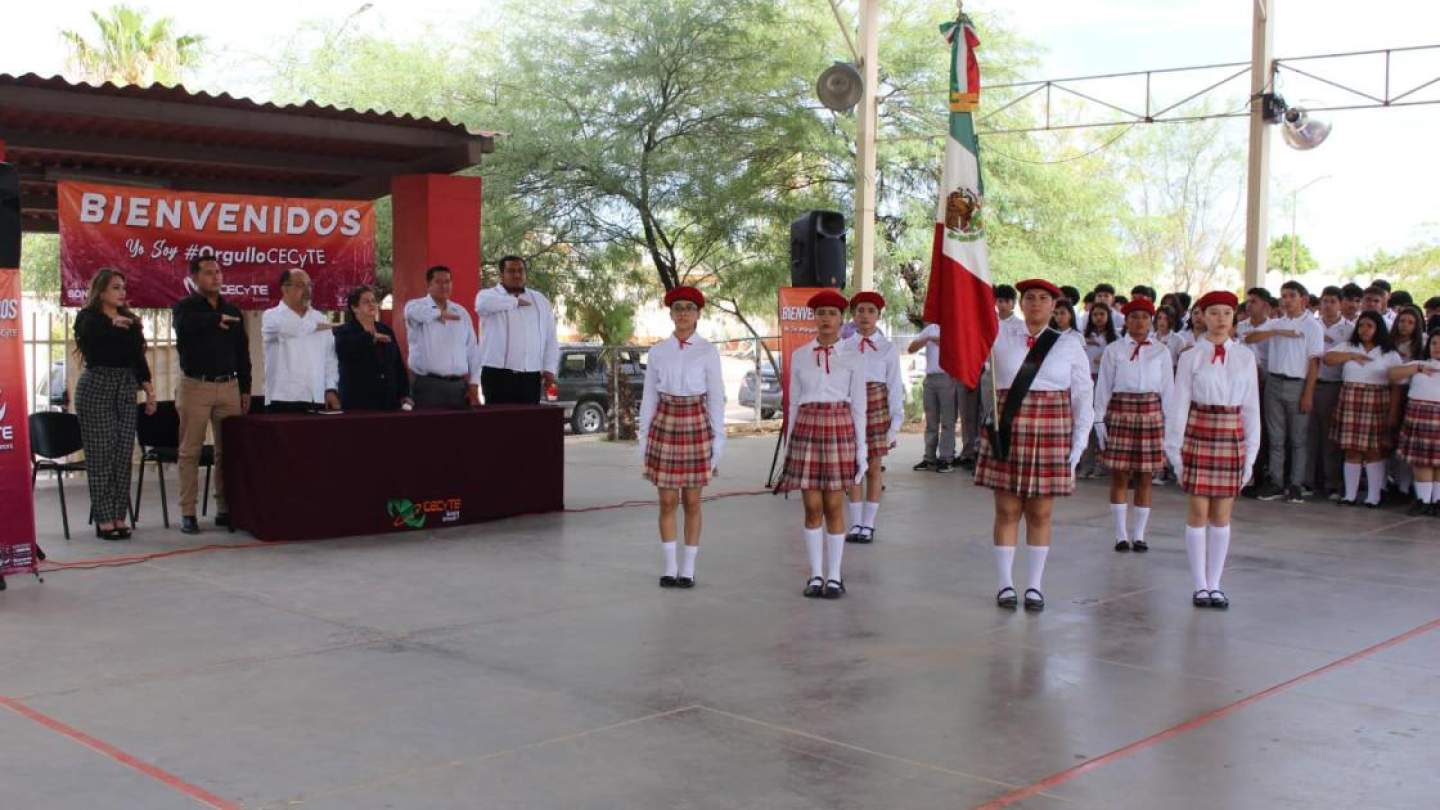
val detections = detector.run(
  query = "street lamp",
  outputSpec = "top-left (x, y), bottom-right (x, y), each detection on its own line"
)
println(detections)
top-left (1287, 174), bottom-right (1330, 277)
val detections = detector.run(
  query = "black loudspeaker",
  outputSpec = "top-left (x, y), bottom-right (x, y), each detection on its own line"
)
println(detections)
top-left (0, 163), bottom-right (19, 268)
top-left (789, 210), bottom-right (846, 288)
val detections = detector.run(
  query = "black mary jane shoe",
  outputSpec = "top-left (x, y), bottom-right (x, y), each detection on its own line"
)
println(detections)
top-left (996, 586), bottom-right (1018, 609)
top-left (803, 576), bottom-right (825, 598)
top-left (112, 525), bottom-right (132, 539)
top-left (844, 525), bottom-right (863, 543)
top-left (1207, 589), bottom-right (1230, 610)
top-left (822, 579), bottom-right (846, 599)
top-left (676, 576), bottom-right (695, 589)
top-left (1022, 588), bottom-right (1045, 612)
top-left (1407, 499), bottom-right (1430, 517)
top-left (1336, 498), bottom-right (1357, 507)
top-left (1192, 589), bottom-right (1212, 608)
top-left (659, 575), bottom-right (678, 588)
top-left (1131, 539), bottom-right (1149, 553)
top-left (1364, 501), bottom-right (1381, 509)
top-left (95, 526), bottom-right (125, 541)
top-left (852, 527), bottom-right (874, 545)
top-left (1113, 540), bottom-right (1132, 552)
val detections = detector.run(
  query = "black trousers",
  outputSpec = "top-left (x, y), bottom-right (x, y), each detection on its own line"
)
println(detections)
top-left (481, 367), bottom-right (543, 405)
top-left (411, 374), bottom-right (469, 409)
top-left (267, 401), bottom-right (321, 414)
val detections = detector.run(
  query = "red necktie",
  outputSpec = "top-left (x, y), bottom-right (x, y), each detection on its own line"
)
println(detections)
top-left (1212, 342), bottom-right (1227, 364)
top-left (1130, 340), bottom-right (1150, 361)
top-left (860, 337), bottom-right (877, 353)
top-left (1026, 335), bottom-right (1036, 349)
top-left (678, 337), bottom-right (691, 350)
top-left (813, 345), bottom-right (833, 373)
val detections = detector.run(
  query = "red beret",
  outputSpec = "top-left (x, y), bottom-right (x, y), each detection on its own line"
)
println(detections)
top-left (807, 290), bottom-right (849, 312)
top-left (1015, 278), bottom-right (1061, 299)
top-left (663, 286), bottom-right (705, 308)
top-left (1196, 290), bottom-right (1240, 312)
top-left (1120, 298), bottom-right (1156, 317)
top-left (849, 291), bottom-right (886, 311)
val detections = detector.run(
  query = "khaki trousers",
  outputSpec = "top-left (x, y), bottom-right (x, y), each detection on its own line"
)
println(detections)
top-left (177, 377), bottom-right (242, 516)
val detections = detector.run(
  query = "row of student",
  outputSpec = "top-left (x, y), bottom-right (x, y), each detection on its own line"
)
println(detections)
top-left (69, 254), bottom-right (561, 540)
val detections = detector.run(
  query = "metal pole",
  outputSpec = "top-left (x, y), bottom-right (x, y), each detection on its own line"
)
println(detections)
top-left (853, 0), bottom-right (880, 292)
top-left (753, 338), bottom-right (762, 424)
top-left (1242, 0), bottom-right (1274, 291)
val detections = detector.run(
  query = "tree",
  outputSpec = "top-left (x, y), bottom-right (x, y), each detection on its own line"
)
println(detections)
top-left (19, 234), bottom-right (61, 294)
top-left (1267, 234), bottom-right (1318, 276)
top-left (61, 5), bottom-right (203, 86)
top-left (1348, 233), bottom-right (1440, 302)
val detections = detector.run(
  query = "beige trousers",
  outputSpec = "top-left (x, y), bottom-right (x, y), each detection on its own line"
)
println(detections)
top-left (176, 377), bottom-right (242, 516)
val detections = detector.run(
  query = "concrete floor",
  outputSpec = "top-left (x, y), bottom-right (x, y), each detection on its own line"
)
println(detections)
top-left (3, 433), bottom-right (1438, 809)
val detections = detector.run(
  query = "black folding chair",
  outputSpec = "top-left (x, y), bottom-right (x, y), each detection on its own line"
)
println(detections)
top-left (29, 412), bottom-right (87, 540)
top-left (133, 402), bottom-right (213, 528)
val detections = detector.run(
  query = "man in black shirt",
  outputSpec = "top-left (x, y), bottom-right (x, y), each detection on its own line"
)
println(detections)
top-left (172, 254), bottom-right (252, 534)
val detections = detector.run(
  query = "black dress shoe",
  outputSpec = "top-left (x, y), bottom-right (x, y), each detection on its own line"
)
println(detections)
top-left (822, 579), bottom-right (846, 599)
top-left (180, 516), bottom-right (200, 535)
top-left (1114, 540), bottom-right (1131, 552)
top-left (803, 576), bottom-right (825, 598)
top-left (1407, 499), bottom-right (1430, 516)
top-left (1022, 588), bottom-right (1045, 611)
top-left (844, 524), bottom-right (862, 543)
top-left (935, 460), bottom-right (955, 474)
top-left (1208, 589), bottom-right (1230, 609)
top-left (1131, 539), bottom-right (1149, 553)
top-left (659, 575), bottom-right (677, 588)
top-left (996, 586), bottom-right (1018, 609)
top-left (850, 527), bottom-right (874, 544)
top-left (1337, 498), bottom-right (1357, 507)
top-left (214, 512), bottom-right (231, 528)
top-left (676, 576), bottom-right (695, 589)
top-left (912, 459), bottom-right (934, 471)
top-left (1193, 589), bottom-right (1212, 607)
top-left (957, 456), bottom-right (977, 470)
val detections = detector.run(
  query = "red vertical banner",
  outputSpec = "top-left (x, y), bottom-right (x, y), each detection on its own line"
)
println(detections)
top-left (777, 287), bottom-right (825, 430)
top-left (0, 267), bottom-right (39, 577)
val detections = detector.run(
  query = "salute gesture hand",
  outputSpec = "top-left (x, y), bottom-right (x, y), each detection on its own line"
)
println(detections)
top-left (439, 309), bottom-right (462, 323)
top-left (218, 314), bottom-right (241, 331)
top-left (372, 332), bottom-right (393, 344)
top-left (111, 315), bottom-right (134, 329)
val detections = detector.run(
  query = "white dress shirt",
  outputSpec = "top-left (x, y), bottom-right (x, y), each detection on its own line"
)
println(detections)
top-left (637, 333), bottom-right (727, 468)
top-left (1095, 333), bottom-right (1176, 427)
top-left (917, 323), bottom-right (944, 375)
top-left (261, 303), bottom-right (338, 404)
top-left (1337, 345), bottom-right (1401, 385)
top-left (991, 319), bottom-right (1096, 468)
top-left (403, 296), bottom-right (481, 382)
top-left (842, 330), bottom-right (905, 446)
top-left (1155, 331), bottom-right (1186, 365)
top-left (1404, 359), bottom-right (1440, 402)
top-left (785, 338), bottom-right (869, 480)
top-left (1317, 316), bottom-right (1354, 383)
top-left (1165, 338), bottom-right (1262, 484)
top-left (1254, 310), bottom-right (1324, 379)
top-left (475, 285), bottom-right (560, 375)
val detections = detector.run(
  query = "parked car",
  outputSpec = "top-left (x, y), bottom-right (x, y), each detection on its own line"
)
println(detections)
top-left (738, 359), bottom-right (781, 419)
top-left (547, 345), bottom-right (647, 434)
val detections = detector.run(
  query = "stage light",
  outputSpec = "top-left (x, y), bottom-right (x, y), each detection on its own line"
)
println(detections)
top-left (1281, 107), bottom-right (1331, 151)
top-left (816, 62), bottom-right (863, 113)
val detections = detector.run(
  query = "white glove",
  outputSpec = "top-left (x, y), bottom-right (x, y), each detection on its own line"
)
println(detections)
top-left (854, 458), bottom-right (869, 485)
top-left (886, 429), bottom-right (898, 449)
top-left (1093, 423), bottom-right (1108, 451)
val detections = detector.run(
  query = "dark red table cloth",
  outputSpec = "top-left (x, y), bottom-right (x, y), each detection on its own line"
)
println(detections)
top-left (220, 406), bottom-right (564, 541)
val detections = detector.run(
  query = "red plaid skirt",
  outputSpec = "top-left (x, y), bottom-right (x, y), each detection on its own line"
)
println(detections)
top-left (975, 389), bottom-right (1075, 497)
top-left (1398, 398), bottom-right (1440, 467)
top-left (777, 402), bottom-right (860, 492)
top-left (864, 381), bottom-right (891, 458)
top-left (1329, 383), bottom-right (1392, 455)
top-left (643, 394), bottom-right (714, 489)
top-left (1101, 392), bottom-right (1165, 473)
top-left (1181, 403), bottom-right (1245, 498)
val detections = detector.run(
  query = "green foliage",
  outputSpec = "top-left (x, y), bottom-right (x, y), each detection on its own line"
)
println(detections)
top-left (1267, 234), bottom-right (1318, 276)
top-left (1347, 235), bottom-right (1440, 302)
top-left (20, 234), bottom-right (60, 295)
top-left (61, 4), bottom-right (203, 86)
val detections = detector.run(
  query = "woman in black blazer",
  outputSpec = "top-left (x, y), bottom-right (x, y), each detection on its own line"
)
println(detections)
top-left (333, 285), bottom-right (412, 411)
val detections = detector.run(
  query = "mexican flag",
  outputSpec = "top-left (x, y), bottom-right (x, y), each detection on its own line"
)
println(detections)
top-left (922, 13), bottom-right (996, 389)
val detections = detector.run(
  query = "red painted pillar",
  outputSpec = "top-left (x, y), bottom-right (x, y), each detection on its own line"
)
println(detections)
top-left (389, 174), bottom-right (483, 355)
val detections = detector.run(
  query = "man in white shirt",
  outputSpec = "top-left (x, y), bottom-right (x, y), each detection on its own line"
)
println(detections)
top-left (908, 323), bottom-right (960, 472)
top-left (475, 255), bottom-right (559, 405)
top-left (403, 265), bottom-right (481, 409)
top-left (1308, 285), bottom-right (1353, 499)
top-left (1245, 280), bottom-right (1324, 502)
top-left (261, 269), bottom-right (339, 413)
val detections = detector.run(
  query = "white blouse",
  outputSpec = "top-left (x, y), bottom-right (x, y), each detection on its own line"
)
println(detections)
top-left (785, 338), bottom-right (869, 476)
top-left (841, 330), bottom-right (905, 446)
top-left (1403, 360), bottom-right (1440, 402)
top-left (637, 334), bottom-right (728, 466)
top-left (1154, 331), bottom-right (1186, 366)
top-left (991, 319), bottom-right (1096, 468)
top-left (1164, 338), bottom-right (1262, 484)
top-left (1318, 317), bottom-right (1354, 383)
top-left (1095, 334), bottom-right (1176, 421)
top-left (1332, 344), bottom-right (1400, 385)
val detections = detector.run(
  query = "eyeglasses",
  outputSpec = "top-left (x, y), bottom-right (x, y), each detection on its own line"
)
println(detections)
top-left (671, 304), bottom-right (699, 313)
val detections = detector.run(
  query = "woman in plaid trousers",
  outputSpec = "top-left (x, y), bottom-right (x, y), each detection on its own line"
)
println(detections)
top-left (840, 292), bottom-right (904, 545)
top-left (1164, 290), bottom-right (1261, 610)
top-left (777, 290), bottom-right (867, 599)
top-left (975, 279), bottom-right (1094, 612)
top-left (637, 287), bottom-right (727, 588)
top-left (1323, 311), bottom-right (1400, 508)
top-left (1095, 298), bottom-right (1174, 553)
top-left (74, 269), bottom-right (157, 540)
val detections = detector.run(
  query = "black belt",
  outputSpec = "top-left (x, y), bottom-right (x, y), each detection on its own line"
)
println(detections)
top-left (419, 373), bottom-right (466, 382)
top-left (1317, 379), bottom-right (1341, 385)
top-left (1268, 372), bottom-right (1303, 382)
top-left (186, 374), bottom-right (235, 383)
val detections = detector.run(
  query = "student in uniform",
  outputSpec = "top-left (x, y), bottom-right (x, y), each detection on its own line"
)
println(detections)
top-left (776, 290), bottom-right (868, 599)
top-left (1095, 298), bottom-right (1174, 552)
top-left (1078, 301), bottom-right (1117, 478)
top-left (638, 287), bottom-right (728, 588)
top-left (1165, 290), bottom-right (1261, 610)
top-left (1308, 286), bottom-right (1353, 500)
top-left (1389, 305), bottom-right (1429, 498)
top-left (975, 279), bottom-right (1094, 612)
top-left (1325, 311), bottom-right (1400, 508)
top-left (1153, 305), bottom-right (1186, 367)
top-left (842, 292), bottom-right (904, 544)
top-left (1389, 329), bottom-right (1440, 515)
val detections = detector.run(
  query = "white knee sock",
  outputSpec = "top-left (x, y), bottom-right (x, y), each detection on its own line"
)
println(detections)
top-left (661, 540), bottom-right (678, 578)
top-left (680, 545), bottom-right (699, 578)
top-left (825, 533), bottom-right (845, 581)
top-left (1026, 546), bottom-right (1049, 593)
top-left (994, 545), bottom-right (1015, 591)
top-left (804, 528), bottom-right (824, 578)
top-left (1365, 461), bottom-right (1386, 505)
top-left (861, 501), bottom-right (880, 530)
top-left (1343, 462), bottom-right (1362, 502)
top-left (1110, 502), bottom-right (1128, 542)
top-left (846, 501), bottom-right (862, 529)
top-left (1132, 507), bottom-right (1152, 542)
top-left (1414, 481), bottom-right (1434, 504)
top-left (1184, 526), bottom-right (1207, 592)
top-left (1205, 524), bottom-right (1231, 592)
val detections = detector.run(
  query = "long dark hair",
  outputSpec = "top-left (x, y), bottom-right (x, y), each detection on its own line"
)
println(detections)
top-left (83, 268), bottom-right (141, 323)
top-left (1155, 304), bottom-right (1178, 335)
top-left (1346, 310), bottom-right (1393, 352)
top-left (1084, 301), bottom-right (1117, 343)
top-left (1051, 300), bottom-right (1078, 332)
top-left (1391, 305), bottom-right (1426, 359)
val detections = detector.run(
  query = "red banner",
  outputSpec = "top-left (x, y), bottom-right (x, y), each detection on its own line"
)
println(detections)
top-left (58, 181), bottom-right (376, 310)
top-left (0, 268), bottom-right (40, 578)
top-left (778, 287), bottom-right (826, 430)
